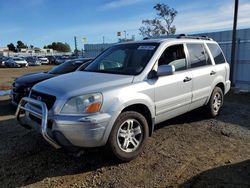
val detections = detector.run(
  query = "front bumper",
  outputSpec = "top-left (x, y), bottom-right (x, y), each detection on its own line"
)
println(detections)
top-left (10, 90), bottom-right (25, 106)
top-left (16, 97), bottom-right (112, 149)
top-left (17, 63), bottom-right (28, 67)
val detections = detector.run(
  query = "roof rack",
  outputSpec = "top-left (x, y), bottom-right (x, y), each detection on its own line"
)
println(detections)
top-left (177, 34), bottom-right (213, 41)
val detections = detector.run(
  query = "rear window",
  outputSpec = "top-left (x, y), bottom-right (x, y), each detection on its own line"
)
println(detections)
top-left (207, 43), bottom-right (226, 64)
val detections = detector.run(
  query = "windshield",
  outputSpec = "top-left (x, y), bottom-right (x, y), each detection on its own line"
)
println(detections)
top-left (48, 60), bottom-right (84, 74)
top-left (84, 43), bottom-right (159, 75)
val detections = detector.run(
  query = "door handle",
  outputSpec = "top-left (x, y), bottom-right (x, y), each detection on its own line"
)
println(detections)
top-left (183, 77), bottom-right (192, 82)
top-left (210, 70), bottom-right (216, 75)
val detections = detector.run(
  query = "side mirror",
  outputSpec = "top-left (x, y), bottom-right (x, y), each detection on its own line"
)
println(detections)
top-left (157, 65), bottom-right (175, 77)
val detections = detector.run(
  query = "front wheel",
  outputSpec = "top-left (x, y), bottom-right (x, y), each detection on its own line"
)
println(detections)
top-left (108, 111), bottom-right (149, 162)
top-left (206, 86), bottom-right (224, 117)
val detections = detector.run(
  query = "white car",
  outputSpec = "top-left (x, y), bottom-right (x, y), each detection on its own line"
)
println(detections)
top-left (38, 56), bottom-right (49, 64)
top-left (17, 35), bottom-right (231, 161)
top-left (5, 57), bottom-right (28, 67)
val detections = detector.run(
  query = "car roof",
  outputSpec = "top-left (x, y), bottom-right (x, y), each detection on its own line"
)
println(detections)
top-left (116, 38), bottom-right (217, 45)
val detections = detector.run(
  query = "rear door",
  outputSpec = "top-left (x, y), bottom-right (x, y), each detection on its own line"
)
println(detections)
top-left (206, 43), bottom-right (229, 88)
top-left (186, 43), bottom-right (215, 110)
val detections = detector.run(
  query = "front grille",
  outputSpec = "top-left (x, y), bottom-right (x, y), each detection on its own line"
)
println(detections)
top-left (30, 90), bottom-right (56, 110)
top-left (29, 114), bottom-right (41, 124)
top-left (29, 114), bottom-right (53, 129)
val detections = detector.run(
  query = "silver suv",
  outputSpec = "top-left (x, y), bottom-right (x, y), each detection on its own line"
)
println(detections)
top-left (16, 36), bottom-right (231, 161)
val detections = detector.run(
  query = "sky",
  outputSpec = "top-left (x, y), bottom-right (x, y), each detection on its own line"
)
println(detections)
top-left (0, 0), bottom-right (250, 50)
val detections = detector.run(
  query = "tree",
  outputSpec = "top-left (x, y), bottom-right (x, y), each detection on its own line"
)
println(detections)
top-left (7, 43), bottom-right (17, 52)
top-left (45, 42), bottom-right (71, 52)
top-left (139, 3), bottom-right (178, 37)
top-left (16, 40), bottom-right (28, 51)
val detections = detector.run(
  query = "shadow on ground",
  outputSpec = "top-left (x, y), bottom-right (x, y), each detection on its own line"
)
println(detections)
top-left (155, 95), bottom-right (250, 131)
top-left (181, 160), bottom-right (250, 188)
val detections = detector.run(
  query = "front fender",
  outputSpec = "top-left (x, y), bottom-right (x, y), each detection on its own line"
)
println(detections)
top-left (100, 90), bottom-right (155, 145)
top-left (106, 92), bottom-right (155, 118)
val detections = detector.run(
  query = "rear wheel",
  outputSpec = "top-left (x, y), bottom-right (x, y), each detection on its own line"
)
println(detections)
top-left (206, 86), bottom-right (224, 117)
top-left (108, 111), bottom-right (149, 162)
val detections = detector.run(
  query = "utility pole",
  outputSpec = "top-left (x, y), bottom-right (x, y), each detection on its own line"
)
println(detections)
top-left (230, 0), bottom-right (239, 87)
top-left (74, 36), bottom-right (78, 57)
top-left (124, 30), bottom-right (127, 39)
top-left (102, 36), bottom-right (105, 44)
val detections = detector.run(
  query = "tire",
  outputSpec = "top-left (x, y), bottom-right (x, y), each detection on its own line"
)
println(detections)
top-left (108, 111), bottom-right (149, 162)
top-left (206, 86), bottom-right (224, 117)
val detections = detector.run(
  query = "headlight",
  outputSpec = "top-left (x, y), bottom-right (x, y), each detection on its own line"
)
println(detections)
top-left (61, 93), bottom-right (102, 114)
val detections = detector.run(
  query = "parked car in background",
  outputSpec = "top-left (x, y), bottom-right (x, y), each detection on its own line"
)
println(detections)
top-left (46, 55), bottom-right (56, 64)
top-left (0, 56), bottom-right (9, 67)
top-left (11, 58), bottom-right (93, 105)
top-left (25, 56), bottom-right (42, 66)
top-left (17, 36), bottom-right (231, 161)
top-left (5, 57), bottom-right (28, 68)
top-left (38, 56), bottom-right (49, 64)
top-left (55, 56), bottom-right (70, 65)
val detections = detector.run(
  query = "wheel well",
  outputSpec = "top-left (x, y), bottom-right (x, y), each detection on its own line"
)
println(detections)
top-left (216, 82), bottom-right (225, 94)
top-left (122, 104), bottom-right (153, 136)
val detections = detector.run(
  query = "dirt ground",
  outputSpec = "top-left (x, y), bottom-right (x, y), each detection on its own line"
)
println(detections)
top-left (0, 92), bottom-right (250, 187)
top-left (0, 66), bottom-right (250, 187)
top-left (0, 66), bottom-right (54, 90)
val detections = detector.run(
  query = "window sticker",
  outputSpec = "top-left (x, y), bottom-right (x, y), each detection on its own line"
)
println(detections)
top-left (138, 46), bottom-right (156, 50)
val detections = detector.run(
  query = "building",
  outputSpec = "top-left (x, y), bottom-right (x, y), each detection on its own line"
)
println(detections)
top-left (0, 47), bottom-right (11, 56)
top-left (0, 47), bottom-right (58, 57)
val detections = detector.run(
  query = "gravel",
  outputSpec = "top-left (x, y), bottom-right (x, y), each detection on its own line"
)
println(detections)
top-left (0, 93), bottom-right (250, 188)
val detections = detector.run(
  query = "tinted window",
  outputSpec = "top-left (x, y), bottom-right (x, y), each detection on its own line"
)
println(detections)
top-left (49, 60), bottom-right (86, 74)
top-left (85, 43), bottom-right (159, 75)
top-left (158, 44), bottom-right (187, 71)
top-left (13, 57), bottom-right (24, 61)
top-left (207, 43), bottom-right (226, 64)
top-left (187, 44), bottom-right (212, 68)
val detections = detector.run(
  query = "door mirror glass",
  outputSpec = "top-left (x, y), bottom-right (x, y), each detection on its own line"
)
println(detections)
top-left (157, 65), bottom-right (175, 76)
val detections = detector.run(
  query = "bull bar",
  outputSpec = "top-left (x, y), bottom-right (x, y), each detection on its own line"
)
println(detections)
top-left (16, 97), bottom-right (61, 149)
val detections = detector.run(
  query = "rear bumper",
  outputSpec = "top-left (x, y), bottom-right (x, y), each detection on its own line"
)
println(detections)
top-left (16, 97), bottom-right (112, 148)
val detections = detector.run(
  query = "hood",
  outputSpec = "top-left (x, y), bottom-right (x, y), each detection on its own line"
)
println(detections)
top-left (15, 72), bottom-right (55, 86)
top-left (33, 71), bottom-right (134, 98)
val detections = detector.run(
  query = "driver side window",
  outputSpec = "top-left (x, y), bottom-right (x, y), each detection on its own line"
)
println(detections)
top-left (158, 44), bottom-right (187, 71)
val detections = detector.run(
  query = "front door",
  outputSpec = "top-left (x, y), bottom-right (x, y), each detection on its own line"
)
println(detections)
top-left (154, 44), bottom-right (192, 124)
